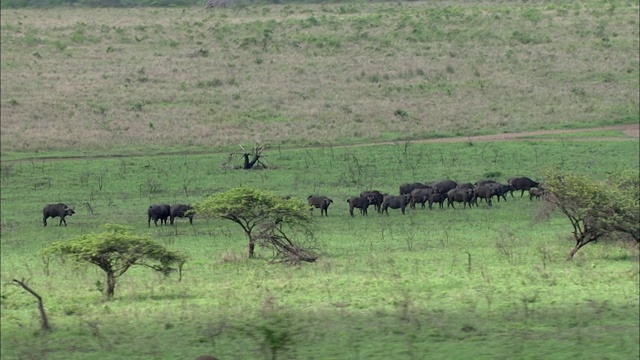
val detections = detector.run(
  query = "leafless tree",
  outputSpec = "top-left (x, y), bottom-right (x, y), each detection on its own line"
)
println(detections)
top-left (12, 279), bottom-right (50, 332)
top-left (221, 142), bottom-right (270, 170)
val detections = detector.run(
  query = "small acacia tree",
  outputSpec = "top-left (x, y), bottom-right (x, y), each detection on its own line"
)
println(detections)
top-left (44, 224), bottom-right (187, 298)
top-left (542, 169), bottom-right (639, 259)
top-left (194, 187), bottom-right (317, 262)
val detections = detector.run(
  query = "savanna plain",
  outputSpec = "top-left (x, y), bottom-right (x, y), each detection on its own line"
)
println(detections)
top-left (1, 1), bottom-right (639, 359)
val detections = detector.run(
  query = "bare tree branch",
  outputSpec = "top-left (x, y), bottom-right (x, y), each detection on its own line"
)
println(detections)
top-left (12, 279), bottom-right (50, 332)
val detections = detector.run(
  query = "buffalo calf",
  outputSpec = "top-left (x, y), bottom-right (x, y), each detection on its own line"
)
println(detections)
top-left (428, 192), bottom-right (447, 210)
top-left (529, 188), bottom-right (545, 201)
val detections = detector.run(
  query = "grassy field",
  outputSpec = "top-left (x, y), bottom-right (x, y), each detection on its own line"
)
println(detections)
top-left (1, 1), bottom-right (638, 155)
top-left (1, 135), bottom-right (639, 359)
top-left (1, 1), bottom-right (639, 360)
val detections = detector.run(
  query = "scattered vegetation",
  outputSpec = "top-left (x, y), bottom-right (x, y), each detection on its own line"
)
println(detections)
top-left (44, 224), bottom-right (187, 298)
top-left (0, 1), bottom-right (638, 359)
top-left (194, 186), bottom-right (316, 261)
top-left (541, 169), bottom-right (639, 259)
top-left (1, 1), bottom-right (638, 155)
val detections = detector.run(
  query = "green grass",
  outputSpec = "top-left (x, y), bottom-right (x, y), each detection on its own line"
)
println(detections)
top-left (1, 1), bottom-right (639, 359)
top-left (1, 139), bottom-right (638, 359)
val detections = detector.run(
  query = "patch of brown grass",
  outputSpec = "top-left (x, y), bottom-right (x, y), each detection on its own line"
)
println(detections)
top-left (1, 2), bottom-right (638, 154)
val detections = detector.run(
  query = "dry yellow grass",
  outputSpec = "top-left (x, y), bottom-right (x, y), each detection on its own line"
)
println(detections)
top-left (1, 2), bottom-right (638, 154)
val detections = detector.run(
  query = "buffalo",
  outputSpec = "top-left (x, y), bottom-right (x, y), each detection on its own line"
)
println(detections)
top-left (487, 183), bottom-right (513, 202)
top-left (428, 192), bottom-right (447, 210)
top-left (474, 179), bottom-right (498, 187)
top-left (507, 177), bottom-right (539, 197)
top-left (409, 188), bottom-right (434, 209)
top-left (42, 203), bottom-right (75, 226)
top-left (360, 191), bottom-right (385, 213)
top-left (308, 195), bottom-right (334, 216)
top-left (170, 204), bottom-right (195, 225)
top-left (382, 194), bottom-right (409, 215)
top-left (474, 183), bottom-right (513, 206)
top-left (347, 196), bottom-right (370, 216)
top-left (428, 180), bottom-right (458, 194)
top-left (529, 188), bottom-right (545, 201)
top-left (148, 204), bottom-right (171, 227)
top-left (456, 182), bottom-right (475, 190)
top-left (473, 185), bottom-right (495, 207)
top-left (447, 188), bottom-right (474, 209)
top-left (399, 182), bottom-right (428, 196)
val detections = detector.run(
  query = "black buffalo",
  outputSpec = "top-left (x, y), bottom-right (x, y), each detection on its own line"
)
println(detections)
top-left (382, 194), bottom-right (409, 215)
top-left (170, 204), bottom-right (195, 225)
top-left (456, 183), bottom-right (475, 190)
top-left (399, 182), bottom-right (428, 196)
top-left (428, 180), bottom-right (458, 194)
top-left (473, 185), bottom-right (495, 207)
top-left (42, 203), bottom-right (75, 226)
top-left (488, 183), bottom-right (513, 202)
top-left (308, 195), bottom-right (334, 216)
top-left (347, 196), bottom-right (370, 216)
top-left (429, 192), bottom-right (447, 210)
top-left (507, 177), bottom-right (539, 197)
top-left (409, 188), bottom-right (434, 209)
top-left (474, 179), bottom-right (498, 187)
top-left (360, 191), bottom-right (385, 213)
top-left (428, 192), bottom-right (447, 210)
top-left (148, 204), bottom-right (171, 227)
top-left (447, 188), bottom-right (474, 209)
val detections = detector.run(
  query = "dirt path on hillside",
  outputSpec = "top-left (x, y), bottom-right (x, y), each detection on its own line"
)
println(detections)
top-left (3, 124), bottom-right (638, 163)
top-left (352, 123), bottom-right (639, 147)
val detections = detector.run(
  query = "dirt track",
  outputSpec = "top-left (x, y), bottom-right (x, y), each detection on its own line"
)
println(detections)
top-left (3, 124), bottom-right (638, 163)
top-left (374, 123), bottom-right (639, 146)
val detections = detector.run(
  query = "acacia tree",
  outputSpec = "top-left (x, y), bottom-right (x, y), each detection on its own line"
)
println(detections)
top-left (194, 187), bottom-right (317, 262)
top-left (45, 224), bottom-right (187, 298)
top-left (542, 169), bottom-right (639, 259)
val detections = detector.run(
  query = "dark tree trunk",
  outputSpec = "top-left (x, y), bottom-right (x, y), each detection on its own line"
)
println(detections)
top-left (249, 238), bottom-right (255, 258)
top-left (567, 243), bottom-right (583, 259)
top-left (243, 153), bottom-right (260, 170)
top-left (106, 271), bottom-right (116, 298)
top-left (243, 154), bottom-right (250, 169)
top-left (567, 233), bottom-right (596, 260)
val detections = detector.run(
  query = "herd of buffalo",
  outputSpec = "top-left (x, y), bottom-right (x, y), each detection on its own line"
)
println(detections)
top-left (41, 177), bottom-right (541, 226)
top-left (41, 202), bottom-right (195, 227)
top-left (307, 176), bottom-right (543, 217)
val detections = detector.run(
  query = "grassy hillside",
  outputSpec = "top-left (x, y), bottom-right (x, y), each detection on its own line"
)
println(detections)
top-left (1, 1), bottom-right (638, 156)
